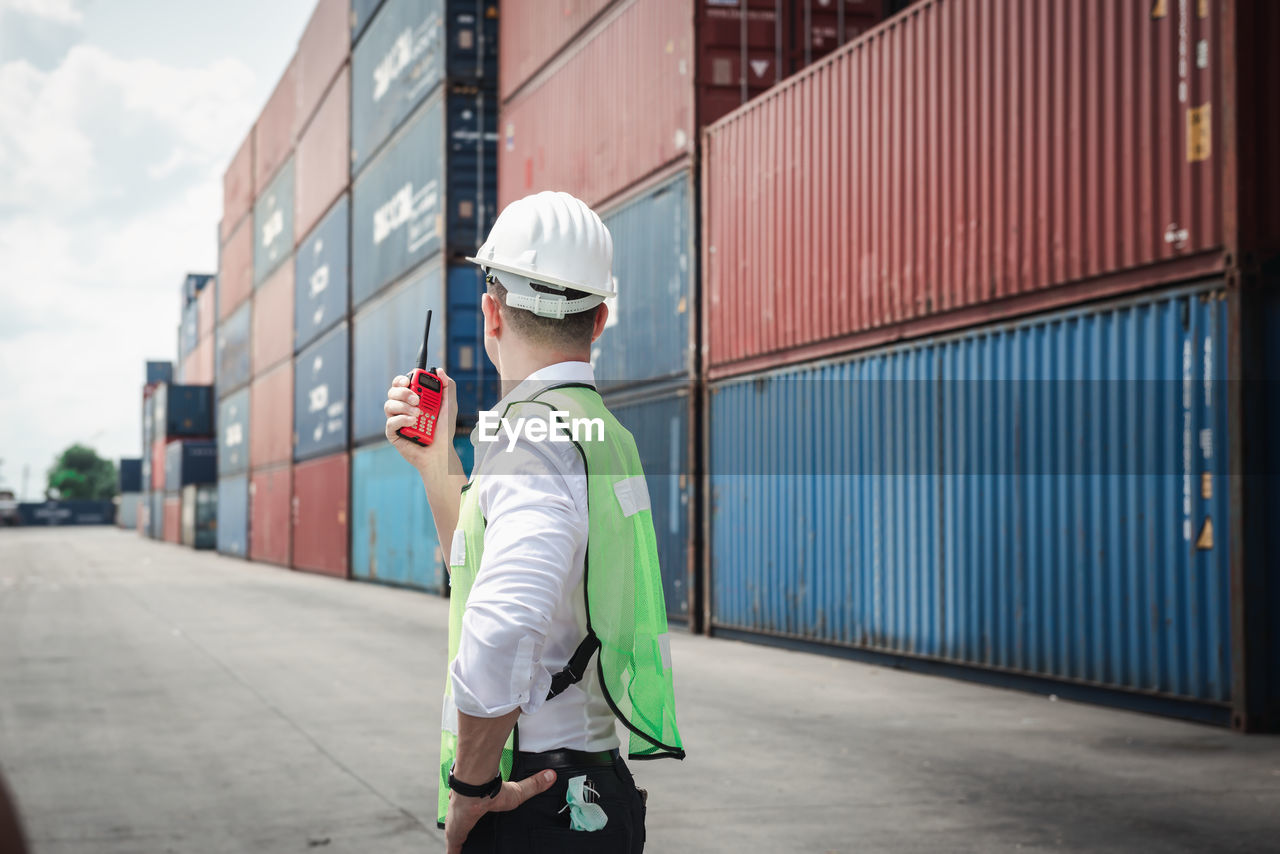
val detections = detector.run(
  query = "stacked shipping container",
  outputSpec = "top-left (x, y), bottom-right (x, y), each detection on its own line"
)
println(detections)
top-left (699, 0), bottom-right (1280, 727)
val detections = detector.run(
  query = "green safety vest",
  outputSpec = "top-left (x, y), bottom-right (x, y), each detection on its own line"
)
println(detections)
top-left (437, 384), bottom-right (685, 826)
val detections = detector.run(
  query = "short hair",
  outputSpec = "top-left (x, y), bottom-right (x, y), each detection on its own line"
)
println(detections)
top-left (486, 275), bottom-right (601, 349)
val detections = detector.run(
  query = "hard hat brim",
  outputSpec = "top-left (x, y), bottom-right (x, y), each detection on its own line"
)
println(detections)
top-left (465, 255), bottom-right (616, 299)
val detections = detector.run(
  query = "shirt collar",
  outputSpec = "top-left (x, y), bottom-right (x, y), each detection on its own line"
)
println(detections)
top-left (490, 361), bottom-right (596, 412)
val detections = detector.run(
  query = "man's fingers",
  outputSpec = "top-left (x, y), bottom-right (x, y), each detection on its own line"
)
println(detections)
top-left (386, 414), bottom-right (417, 433)
top-left (391, 374), bottom-right (410, 388)
top-left (387, 386), bottom-right (417, 404)
top-left (383, 399), bottom-right (417, 418)
top-left (511, 770), bottom-right (556, 805)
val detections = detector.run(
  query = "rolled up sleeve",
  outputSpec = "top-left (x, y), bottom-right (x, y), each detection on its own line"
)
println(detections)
top-left (449, 435), bottom-right (587, 719)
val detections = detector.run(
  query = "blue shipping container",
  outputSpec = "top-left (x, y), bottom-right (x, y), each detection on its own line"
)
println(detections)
top-left (295, 194), bottom-right (350, 353)
top-left (148, 491), bottom-right (163, 540)
top-left (709, 283), bottom-right (1232, 708)
top-left (218, 388), bottom-right (251, 477)
top-left (593, 172), bottom-right (694, 389)
top-left (294, 322), bottom-right (350, 461)
top-left (446, 263), bottom-right (499, 421)
top-left (350, 0), bottom-right (388, 45)
top-left (350, 435), bottom-right (473, 592)
top-left (146, 361), bottom-right (173, 385)
top-left (154, 384), bottom-right (214, 439)
top-left (253, 157), bottom-right (295, 285)
top-left (17, 500), bottom-right (114, 526)
top-left (216, 475), bottom-right (249, 557)
top-left (179, 300), bottom-right (199, 359)
top-left (351, 260), bottom-right (445, 444)
top-left (217, 301), bottom-right (252, 396)
top-left (164, 439), bottom-right (218, 491)
top-left (118, 458), bottom-right (143, 493)
top-left (605, 383), bottom-right (694, 624)
top-left (182, 273), bottom-right (214, 305)
top-left (352, 89), bottom-right (496, 307)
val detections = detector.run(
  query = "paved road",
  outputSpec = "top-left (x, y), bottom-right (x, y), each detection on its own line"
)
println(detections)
top-left (1, 528), bottom-right (1278, 853)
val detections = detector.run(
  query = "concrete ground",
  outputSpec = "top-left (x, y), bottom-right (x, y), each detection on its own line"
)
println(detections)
top-left (1, 529), bottom-right (1278, 854)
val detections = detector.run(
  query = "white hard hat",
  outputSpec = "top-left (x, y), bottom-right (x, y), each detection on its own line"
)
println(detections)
top-left (466, 191), bottom-right (615, 319)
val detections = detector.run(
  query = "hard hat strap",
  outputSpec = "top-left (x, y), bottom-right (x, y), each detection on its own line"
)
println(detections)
top-left (504, 290), bottom-right (604, 320)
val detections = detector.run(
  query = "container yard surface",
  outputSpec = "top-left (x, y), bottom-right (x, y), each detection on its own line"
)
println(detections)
top-left (2, 529), bottom-right (1279, 854)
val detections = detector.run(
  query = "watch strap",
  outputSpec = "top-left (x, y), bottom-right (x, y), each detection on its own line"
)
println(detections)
top-left (448, 770), bottom-right (503, 799)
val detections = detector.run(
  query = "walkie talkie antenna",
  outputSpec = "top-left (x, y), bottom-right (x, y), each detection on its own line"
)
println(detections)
top-left (416, 309), bottom-right (432, 371)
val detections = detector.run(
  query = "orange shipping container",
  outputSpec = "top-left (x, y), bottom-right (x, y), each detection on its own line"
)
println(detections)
top-left (222, 129), bottom-right (254, 243)
top-left (219, 219), bottom-right (253, 321)
top-left (295, 0), bottom-right (349, 134)
top-left (184, 335), bottom-right (215, 386)
top-left (291, 452), bottom-right (349, 578)
top-left (295, 64), bottom-right (350, 244)
top-left (251, 257), bottom-right (295, 374)
top-left (249, 464), bottom-right (292, 567)
top-left (197, 282), bottom-right (216, 341)
top-left (250, 362), bottom-right (293, 469)
top-left (163, 495), bottom-right (181, 544)
top-left (499, 0), bottom-right (614, 102)
top-left (254, 55), bottom-right (299, 194)
top-left (702, 0), bottom-right (1233, 375)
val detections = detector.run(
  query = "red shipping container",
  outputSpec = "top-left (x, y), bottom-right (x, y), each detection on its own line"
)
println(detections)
top-left (150, 438), bottom-right (166, 491)
top-left (222, 129), bottom-right (254, 243)
top-left (786, 0), bottom-right (885, 70)
top-left (163, 495), bottom-right (181, 544)
top-left (295, 0), bottom-right (349, 135)
top-left (184, 335), bottom-right (215, 386)
top-left (291, 452), bottom-right (349, 578)
top-left (219, 219), bottom-right (253, 320)
top-left (254, 54), bottom-right (299, 194)
top-left (295, 64), bottom-right (350, 244)
top-left (250, 464), bottom-right (292, 567)
top-left (499, 0), bottom-right (615, 102)
top-left (702, 0), bottom-right (1228, 375)
top-left (250, 361), bottom-right (293, 469)
top-left (499, 0), bottom-right (695, 208)
top-left (251, 256), bottom-right (295, 374)
top-left (197, 282), bottom-right (216, 341)
top-left (697, 0), bottom-right (788, 129)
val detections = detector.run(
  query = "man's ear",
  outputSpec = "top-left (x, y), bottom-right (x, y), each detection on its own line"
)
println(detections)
top-left (481, 292), bottom-right (501, 338)
top-left (589, 301), bottom-right (609, 343)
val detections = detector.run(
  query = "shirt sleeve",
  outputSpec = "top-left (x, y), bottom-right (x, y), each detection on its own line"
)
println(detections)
top-left (448, 431), bottom-right (588, 719)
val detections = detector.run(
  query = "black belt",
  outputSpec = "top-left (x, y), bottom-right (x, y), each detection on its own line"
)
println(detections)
top-left (515, 748), bottom-right (619, 772)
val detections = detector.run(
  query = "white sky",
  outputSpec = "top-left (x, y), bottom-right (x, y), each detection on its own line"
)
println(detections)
top-left (0, 0), bottom-right (316, 499)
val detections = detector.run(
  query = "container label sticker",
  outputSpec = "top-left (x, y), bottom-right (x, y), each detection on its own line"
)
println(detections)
top-left (1196, 517), bottom-right (1214, 550)
top-left (1151, 0), bottom-right (1167, 19)
top-left (1188, 103), bottom-right (1211, 162)
top-left (1201, 472), bottom-right (1213, 500)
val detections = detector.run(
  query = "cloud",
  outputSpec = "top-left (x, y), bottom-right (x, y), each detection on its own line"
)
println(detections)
top-left (0, 0), bottom-right (83, 25)
top-left (0, 41), bottom-right (257, 496)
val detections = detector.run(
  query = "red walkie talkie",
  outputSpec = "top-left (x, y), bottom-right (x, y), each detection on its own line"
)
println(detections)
top-left (397, 309), bottom-right (443, 447)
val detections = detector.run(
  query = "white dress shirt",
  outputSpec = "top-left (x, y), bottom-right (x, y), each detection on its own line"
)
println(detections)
top-left (448, 361), bottom-right (620, 753)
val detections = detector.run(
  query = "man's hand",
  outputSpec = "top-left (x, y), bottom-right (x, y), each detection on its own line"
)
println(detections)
top-left (445, 770), bottom-right (557, 854)
top-left (384, 370), bottom-right (460, 474)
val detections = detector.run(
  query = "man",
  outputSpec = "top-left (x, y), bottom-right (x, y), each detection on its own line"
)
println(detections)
top-left (384, 191), bottom-right (684, 853)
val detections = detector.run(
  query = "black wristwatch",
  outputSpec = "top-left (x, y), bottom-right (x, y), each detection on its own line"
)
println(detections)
top-left (448, 769), bottom-right (503, 799)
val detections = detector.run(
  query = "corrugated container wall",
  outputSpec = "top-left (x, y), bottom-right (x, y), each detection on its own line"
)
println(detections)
top-left (295, 65), bottom-right (350, 243)
top-left (295, 195), bottom-right (350, 352)
top-left (446, 264), bottom-right (500, 418)
top-left (221, 130), bottom-right (254, 243)
top-left (352, 262), bottom-right (446, 443)
top-left (294, 322), bottom-right (349, 461)
top-left (163, 496), bottom-right (181, 544)
top-left (218, 220), bottom-right (253, 320)
top-left (249, 465), bottom-right (292, 567)
top-left (702, 0), bottom-right (1225, 375)
top-left (350, 0), bottom-right (498, 174)
top-left (291, 452), bottom-right (349, 578)
top-left (250, 361), bottom-right (293, 468)
top-left (165, 440), bottom-right (217, 491)
top-left (498, 0), bottom-right (694, 208)
top-left (295, 0), bottom-right (349, 134)
top-left (148, 492), bottom-right (163, 540)
top-left (592, 171), bottom-right (694, 387)
top-left (118, 459), bottom-right (142, 494)
top-left (218, 388), bottom-right (251, 477)
top-left (350, 437), bottom-right (473, 592)
top-left (252, 257), bottom-right (295, 373)
top-left (708, 283), bottom-right (1231, 714)
top-left (145, 361), bottom-right (173, 386)
top-left (350, 0), bottom-right (387, 45)
top-left (197, 282), bottom-right (216, 341)
top-left (117, 493), bottom-right (140, 530)
top-left (605, 384), bottom-right (694, 625)
top-left (217, 301), bottom-right (252, 396)
top-left (254, 158), bottom-right (295, 285)
top-left (254, 54), bottom-right (298, 194)
top-left (217, 475), bottom-right (249, 557)
top-left (153, 385), bottom-right (214, 438)
top-left (185, 336), bottom-right (215, 386)
top-left (181, 484), bottom-right (217, 550)
top-left (498, 0), bottom-right (612, 101)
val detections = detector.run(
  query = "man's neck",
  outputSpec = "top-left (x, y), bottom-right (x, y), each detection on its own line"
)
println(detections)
top-left (498, 348), bottom-right (590, 388)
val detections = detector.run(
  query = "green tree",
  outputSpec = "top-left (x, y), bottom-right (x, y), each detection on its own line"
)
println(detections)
top-left (47, 445), bottom-right (116, 500)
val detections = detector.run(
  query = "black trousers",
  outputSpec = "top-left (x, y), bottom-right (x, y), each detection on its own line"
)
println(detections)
top-left (460, 751), bottom-right (646, 853)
